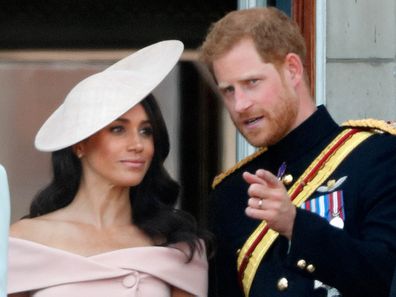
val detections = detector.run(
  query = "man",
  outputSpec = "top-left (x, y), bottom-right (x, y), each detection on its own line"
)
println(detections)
top-left (199, 7), bottom-right (396, 297)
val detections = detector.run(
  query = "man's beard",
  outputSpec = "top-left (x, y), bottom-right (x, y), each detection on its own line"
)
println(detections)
top-left (238, 91), bottom-right (299, 148)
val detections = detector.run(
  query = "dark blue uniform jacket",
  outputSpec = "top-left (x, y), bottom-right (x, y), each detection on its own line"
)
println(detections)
top-left (210, 106), bottom-right (396, 297)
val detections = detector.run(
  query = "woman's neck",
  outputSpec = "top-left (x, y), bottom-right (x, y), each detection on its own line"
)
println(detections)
top-left (66, 180), bottom-right (133, 229)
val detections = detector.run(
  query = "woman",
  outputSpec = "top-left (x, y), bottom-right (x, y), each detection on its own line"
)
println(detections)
top-left (8, 40), bottom-right (208, 297)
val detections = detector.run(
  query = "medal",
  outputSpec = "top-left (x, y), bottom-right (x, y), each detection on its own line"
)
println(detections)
top-left (276, 162), bottom-right (287, 180)
top-left (330, 216), bottom-right (344, 229)
top-left (329, 191), bottom-right (344, 229)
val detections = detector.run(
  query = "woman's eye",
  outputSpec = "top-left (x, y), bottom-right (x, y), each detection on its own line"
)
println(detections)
top-left (110, 126), bottom-right (125, 134)
top-left (140, 126), bottom-right (153, 137)
top-left (249, 79), bottom-right (258, 85)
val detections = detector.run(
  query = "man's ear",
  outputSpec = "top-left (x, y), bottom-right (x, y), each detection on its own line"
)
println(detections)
top-left (284, 53), bottom-right (304, 87)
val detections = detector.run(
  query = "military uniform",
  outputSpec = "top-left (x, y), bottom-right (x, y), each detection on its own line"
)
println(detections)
top-left (210, 106), bottom-right (396, 297)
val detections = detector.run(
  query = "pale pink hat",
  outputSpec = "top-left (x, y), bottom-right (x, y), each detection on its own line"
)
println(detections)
top-left (35, 40), bottom-right (183, 152)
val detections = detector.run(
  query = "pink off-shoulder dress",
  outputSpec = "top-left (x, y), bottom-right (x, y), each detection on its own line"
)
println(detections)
top-left (8, 237), bottom-right (208, 297)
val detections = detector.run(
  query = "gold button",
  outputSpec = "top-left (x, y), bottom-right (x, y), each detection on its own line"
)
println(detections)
top-left (306, 264), bottom-right (316, 273)
top-left (296, 259), bottom-right (307, 269)
top-left (282, 174), bottom-right (293, 186)
top-left (236, 249), bottom-right (241, 255)
top-left (277, 277), bottom-right (288, 291)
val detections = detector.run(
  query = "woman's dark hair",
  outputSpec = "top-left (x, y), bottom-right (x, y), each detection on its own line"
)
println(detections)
top-left (29, 94), bottom-right (204, 260)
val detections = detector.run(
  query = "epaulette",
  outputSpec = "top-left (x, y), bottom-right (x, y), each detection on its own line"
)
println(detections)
top-left (212, 147), bottom-right (268, 189)
top-left (342, 119), bottom-right (396, 135)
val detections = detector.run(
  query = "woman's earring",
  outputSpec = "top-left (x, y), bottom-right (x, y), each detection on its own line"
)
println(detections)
top-left (74, 144), bottom-right (84, 158)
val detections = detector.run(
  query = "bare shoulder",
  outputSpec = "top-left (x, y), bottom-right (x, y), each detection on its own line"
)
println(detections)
top-left (9, 215), bottom-right (58, 242)
top-left (10, 218), bottom-right (36, 238)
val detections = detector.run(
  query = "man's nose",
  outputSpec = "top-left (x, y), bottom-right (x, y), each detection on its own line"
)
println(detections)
top-left (234, 88), bottom-right (253, 113)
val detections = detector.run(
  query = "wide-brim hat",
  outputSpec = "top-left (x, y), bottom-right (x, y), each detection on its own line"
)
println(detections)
top-left (35, 40), bottom-right (184, 152)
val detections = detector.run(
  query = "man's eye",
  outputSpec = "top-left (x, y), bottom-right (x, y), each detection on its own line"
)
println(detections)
top-left (222, 86), bottom-right (234, 95)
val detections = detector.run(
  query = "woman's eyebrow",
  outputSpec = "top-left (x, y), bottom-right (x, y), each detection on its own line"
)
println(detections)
top-left (113, 117), bottom-right (129, 123)
top-left (113, 118), bottom-right (151, 124)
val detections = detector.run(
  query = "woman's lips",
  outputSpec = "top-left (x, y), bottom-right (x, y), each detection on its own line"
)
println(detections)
top-left (120, 159), bottom-right (145, 168)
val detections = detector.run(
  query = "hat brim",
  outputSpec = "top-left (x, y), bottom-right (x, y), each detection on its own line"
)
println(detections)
top-left (35, 40), bottom-right (183, 152)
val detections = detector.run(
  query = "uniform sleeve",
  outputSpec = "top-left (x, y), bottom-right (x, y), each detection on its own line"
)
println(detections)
top-left (286, 134), bottom-right (396, 297)
top-left (209, 190), bottom-right (244, 297)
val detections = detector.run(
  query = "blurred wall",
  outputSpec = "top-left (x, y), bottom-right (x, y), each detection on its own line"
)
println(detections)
top-left (326, 0), bottom-right (396, 122)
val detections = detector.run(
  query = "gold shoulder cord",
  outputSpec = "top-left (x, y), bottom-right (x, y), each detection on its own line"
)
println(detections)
top-left (212, 147), bottom-right (268, 189)
top-left (342, 119), bottom-right (396, 135)
top-left (237, 128), bottom-right (373, 296)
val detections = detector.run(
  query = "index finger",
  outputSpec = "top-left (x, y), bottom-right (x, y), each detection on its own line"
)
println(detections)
top-left (242, 171), bottom-right (266, 185)
top-left (255, 169), bottom-right (282, 187)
